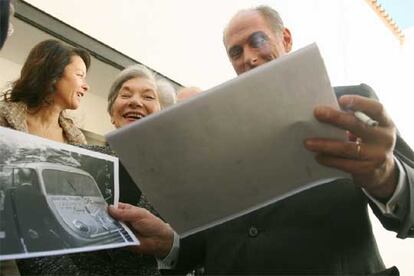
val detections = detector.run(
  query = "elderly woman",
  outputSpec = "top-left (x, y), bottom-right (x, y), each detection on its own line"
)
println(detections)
top-left (0, 39), bottom-right (90, 144)
top-left (106, 64), bottom-right (168, 206)
top-left (16, 64), bottom-right (167, 276)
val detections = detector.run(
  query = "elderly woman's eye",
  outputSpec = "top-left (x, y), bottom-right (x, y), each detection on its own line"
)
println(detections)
top-left (144, 95), bottom-right (156, 100)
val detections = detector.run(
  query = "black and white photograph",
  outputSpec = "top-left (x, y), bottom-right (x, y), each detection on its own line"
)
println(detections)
top-left (0, 127), bottom-right (138, 261)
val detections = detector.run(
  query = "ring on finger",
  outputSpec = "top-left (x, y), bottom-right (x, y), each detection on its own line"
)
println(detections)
top-left (355, 138), bottom-right (362, 159)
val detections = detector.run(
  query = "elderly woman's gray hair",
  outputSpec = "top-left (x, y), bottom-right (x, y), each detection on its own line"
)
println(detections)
top-left (157, 78), bottom-right (177, 109)
top-left (107, 64), bottom-right (158, 114)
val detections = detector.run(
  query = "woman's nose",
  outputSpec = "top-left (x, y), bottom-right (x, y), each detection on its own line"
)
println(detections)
top-left (128, 95), bottom-right (143, 107)
top-left (82, 82), bottom-right (89, 93)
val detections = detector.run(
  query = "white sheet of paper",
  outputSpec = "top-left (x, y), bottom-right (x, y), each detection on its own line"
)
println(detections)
top-left (107, 43), bottom-right (349, 237)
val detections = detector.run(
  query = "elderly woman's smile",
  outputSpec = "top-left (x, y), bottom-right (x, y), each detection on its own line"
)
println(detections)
top-left (123, 111), bottom-right (145, 121)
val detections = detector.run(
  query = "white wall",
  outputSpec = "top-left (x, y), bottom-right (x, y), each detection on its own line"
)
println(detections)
top-left (24, 0), bottom-right (414, 148)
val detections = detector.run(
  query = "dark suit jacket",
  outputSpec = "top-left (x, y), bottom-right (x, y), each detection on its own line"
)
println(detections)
top-left (172, 84), bottom-right (414, 275)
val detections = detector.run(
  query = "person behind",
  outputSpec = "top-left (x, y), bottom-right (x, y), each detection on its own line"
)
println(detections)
top-left (0, 0), bottom-right (12, 50)
top-left (176, 86), bottom-right (202, 102)
top-left (0, 39), bottom-right (90, 144)
top-left (0, 2), bottom-right (18, 275)
top-left (16, 64), bottom-right (164, 276)
top-left (156, 78), bottom-right (177, 108)
top-left (109, 5), bottom-right (414, 275)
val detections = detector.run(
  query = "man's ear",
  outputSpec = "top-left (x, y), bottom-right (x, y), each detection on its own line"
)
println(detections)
top-left (282, 28), bottom-right (292, 53)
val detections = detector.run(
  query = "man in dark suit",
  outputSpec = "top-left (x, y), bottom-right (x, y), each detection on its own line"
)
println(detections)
top-left (110, 5), bottom-right (414, 275)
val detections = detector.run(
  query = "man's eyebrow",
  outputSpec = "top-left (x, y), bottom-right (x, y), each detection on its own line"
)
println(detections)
top-left (227, 31), bottom-right (266, 51)
top-left (227, 44), bottom-right (236, 51)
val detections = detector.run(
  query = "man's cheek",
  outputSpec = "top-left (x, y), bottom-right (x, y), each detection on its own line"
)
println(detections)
top-left (259, 44), bottom-right (276, 61)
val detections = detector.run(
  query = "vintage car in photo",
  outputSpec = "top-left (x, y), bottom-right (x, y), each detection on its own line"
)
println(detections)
top-left (0, 162), bottom-right (126, 255)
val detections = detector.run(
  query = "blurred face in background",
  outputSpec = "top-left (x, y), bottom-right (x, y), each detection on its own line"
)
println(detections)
top-left (110, 77), bottom-right (161, 128)
top-left (176, 86), bottom-right (202, 102)
top-left (224, 10), bottom-right (292, 75)
top-left (53, 55), bottom-right (89, 110)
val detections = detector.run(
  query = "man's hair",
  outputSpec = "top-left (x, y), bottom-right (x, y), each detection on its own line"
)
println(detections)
top-left (107, 64), bottom-right (161, 115)
top-left (254, 5), bottom-right (284, 34)
top-left (223, 5), bottom-right (285, 43)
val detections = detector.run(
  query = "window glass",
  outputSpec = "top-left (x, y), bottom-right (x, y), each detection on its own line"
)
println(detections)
top-left (42, 169), bottom-right (101, 197)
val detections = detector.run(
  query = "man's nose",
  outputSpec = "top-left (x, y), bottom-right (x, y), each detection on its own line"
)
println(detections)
top-left (243, 48), bottom-right (260, 68)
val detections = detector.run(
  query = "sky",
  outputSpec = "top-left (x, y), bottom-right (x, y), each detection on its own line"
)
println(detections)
top-left (376, 0), bottom-right (414, 29)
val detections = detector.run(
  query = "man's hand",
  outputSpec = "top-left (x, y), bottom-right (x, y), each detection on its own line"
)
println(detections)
top-left (304, 95), bottom-right (398, 200)
top-left (108, 202), bottom-right (174, 258)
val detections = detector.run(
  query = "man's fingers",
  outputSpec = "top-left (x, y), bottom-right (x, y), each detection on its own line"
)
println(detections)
top-left (304, 138), bottom-right (387, 162)
top-left (305, 139), bottom-right (359, 159)
top-left (117, 202), bottom-right (133, 209)
top-left (314, 107), bottom-right (375, 140)
top-left (108, 204), bottom-right (152, 222)
top-left (314, 154), bottom-right (374, 175)
top-left (338, 95), bottom-right (391, 127)
top-left (313, 106), bottom-right (394, 144)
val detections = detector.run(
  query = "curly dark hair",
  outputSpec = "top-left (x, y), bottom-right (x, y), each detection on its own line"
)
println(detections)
top-left (4, 39), bottom-right (91, 108)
